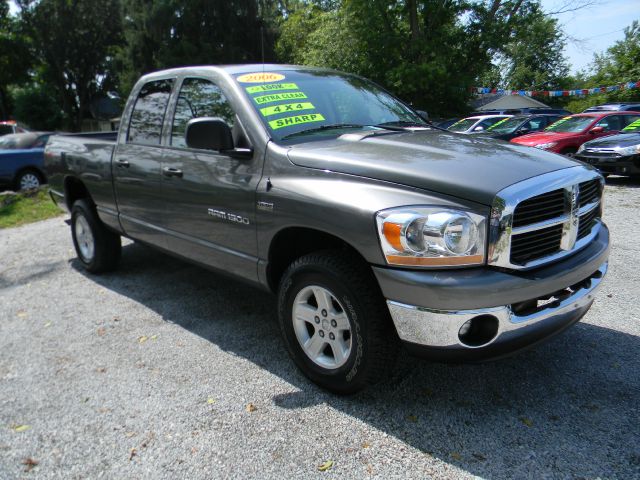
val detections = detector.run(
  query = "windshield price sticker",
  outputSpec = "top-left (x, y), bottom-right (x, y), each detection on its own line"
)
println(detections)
top-left (254, 91), bottom-right (307, 105)
top-left (246, 83), bottom-right (298, 94)
top-left (487, 118), bottom-right (510, 130)
top-left (237, 72), bottom-right (285, 83)
top-left (622, 119), bottom-right (640, 132)
top-left (260, 102), bottom-right (315, 117)
top-left (269, 113), bottom-right (326, 130)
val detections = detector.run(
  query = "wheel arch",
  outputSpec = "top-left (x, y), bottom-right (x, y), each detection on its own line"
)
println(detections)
top-left (63, 175), bottom-right (93, 211)
top-left (266, 226), bottom-right (372, 293)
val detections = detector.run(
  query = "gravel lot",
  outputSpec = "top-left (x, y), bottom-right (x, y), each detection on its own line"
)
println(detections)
top-left (1, 178), bottom-right (639, 479)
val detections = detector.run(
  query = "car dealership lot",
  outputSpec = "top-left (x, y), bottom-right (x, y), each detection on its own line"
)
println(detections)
top-left (1, 179), bottom-right (639, 479)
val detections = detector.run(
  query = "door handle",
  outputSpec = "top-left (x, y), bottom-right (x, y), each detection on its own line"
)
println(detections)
top-left (162, 167), bottom-right (183, 178)
top-left (116, 159), bottom-right (130, 168)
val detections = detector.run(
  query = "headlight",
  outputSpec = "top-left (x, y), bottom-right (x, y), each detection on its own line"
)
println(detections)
top-left (618, 144), bottom-right (640, 156)
top-left (376, 207), bottom-right (487, 267)
top-left (577, 143), bottom-right (586, 153)
top-left (534, 142), bottom-right (557, 150)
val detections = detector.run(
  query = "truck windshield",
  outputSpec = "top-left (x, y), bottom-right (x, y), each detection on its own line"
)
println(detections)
top-left (545, 116), bottom-right (594, 133)
top-left (234, 70), bottom-right (426, 143)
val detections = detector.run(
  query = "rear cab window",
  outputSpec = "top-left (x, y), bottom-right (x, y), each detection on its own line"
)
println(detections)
top-left (127, 79), bottom-right (175, 146)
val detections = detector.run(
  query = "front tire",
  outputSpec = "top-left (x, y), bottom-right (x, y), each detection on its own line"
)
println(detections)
top-left (277, 251), bottom-right (398, 394)
top-left (71, 199), bottom-right (121, 273)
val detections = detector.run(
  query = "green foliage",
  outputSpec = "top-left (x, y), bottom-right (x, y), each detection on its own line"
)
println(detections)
top-left (115, 0), bottom-right (281, 96)
top-left (0, 3), bottom-right (32, 119)
top-left (0, 188), bottom-right (62, 229)
top-left (275, 0), bottom-right (572, 117)
top-left (17, 0), bottom-right (123, 130)
top-left (12, 84), bottom-right (63, 131)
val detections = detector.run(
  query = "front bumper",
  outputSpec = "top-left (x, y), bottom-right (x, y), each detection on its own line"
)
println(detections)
top-left (576, 153), bottom-right (640, 176)
top-left (374, 225), bottom-right (609, 361)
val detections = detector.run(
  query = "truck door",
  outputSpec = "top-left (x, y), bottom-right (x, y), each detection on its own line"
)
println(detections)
top-left (160, 77), bottom-right (261, 281)
top-left (113, 78), bottom-right (175, 248)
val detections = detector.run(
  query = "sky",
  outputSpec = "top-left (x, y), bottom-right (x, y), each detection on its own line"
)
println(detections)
top-left (7, 0), bottom-right (637, 76)
top-left (541, 0), bottom-right (639, 74)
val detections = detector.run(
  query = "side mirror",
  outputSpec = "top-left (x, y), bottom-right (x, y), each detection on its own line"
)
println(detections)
top-left (590, 126), bottom-right (605, 134)
top-left (473, 126), bottom-right (484, 131)
top-left (416, 110), bottom-right (429, 121)
top-left (186, 117), bottom-right (234, 151)
top-left (519, 127), bottom-right (530, 133)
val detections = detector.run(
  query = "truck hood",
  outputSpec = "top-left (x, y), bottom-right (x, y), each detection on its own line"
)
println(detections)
top-left (287, 130), bottom-right (577, 205)
top-left (510, 131), bottom-right (578, 146)
top-left (582, 132), bottom-right (640, 148)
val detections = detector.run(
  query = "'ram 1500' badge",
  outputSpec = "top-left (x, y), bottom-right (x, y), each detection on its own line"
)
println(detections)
top-left (207, 209), bottom-right (250, 225)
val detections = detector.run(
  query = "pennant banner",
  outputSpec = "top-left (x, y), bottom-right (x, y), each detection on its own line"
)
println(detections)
top-left (473, 81), bottom-right (640, 97)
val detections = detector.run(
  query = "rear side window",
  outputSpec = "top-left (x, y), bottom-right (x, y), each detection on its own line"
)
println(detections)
top-left (171, 78), bottom-right (235, 148)
top-left (128, 79), bottom-right (174, 145)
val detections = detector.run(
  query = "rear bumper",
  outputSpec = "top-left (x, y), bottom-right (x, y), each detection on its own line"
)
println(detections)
top-left (373, 225), bottom-right (609, 361)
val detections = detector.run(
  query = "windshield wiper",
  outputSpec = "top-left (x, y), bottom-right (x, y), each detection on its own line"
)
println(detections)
top-left (281, 123), bottom-right (365, 140)
top-left (375, 120), bottom-right (429, 129)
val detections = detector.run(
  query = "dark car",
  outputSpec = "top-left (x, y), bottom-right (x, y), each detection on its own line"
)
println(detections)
top-left (473, 114), bottom-right (564, 141)
top-left (44, 65), bottom-right (608, 393)
top-left (583, 103), bottom-right (640, 113)
top-left (475, 108), bottom-right (572, 116)
top-left (0, 132), bottom-right (51, 190)
top-left (435, 117), bottom-right (461, 129)
top-left (575, 117), bottom-right (640, 177)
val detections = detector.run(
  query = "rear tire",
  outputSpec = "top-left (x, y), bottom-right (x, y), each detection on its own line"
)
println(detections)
top-left (15, 169), bottom-right (42, 190)
top-left (277, 250), bottom-right (398, 394)
top-left (71, 199), bottom-right (121, 273)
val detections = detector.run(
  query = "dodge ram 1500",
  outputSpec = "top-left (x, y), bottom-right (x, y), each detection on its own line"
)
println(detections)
top-left (45, 65), bottom-right (609, 393)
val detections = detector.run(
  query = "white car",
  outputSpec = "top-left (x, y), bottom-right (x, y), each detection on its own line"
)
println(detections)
top-left (447, 115), bottom-right (512, 134)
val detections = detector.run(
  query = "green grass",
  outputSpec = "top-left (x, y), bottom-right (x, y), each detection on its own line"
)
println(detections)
top-left (0, 188), bottom-right (64, 229)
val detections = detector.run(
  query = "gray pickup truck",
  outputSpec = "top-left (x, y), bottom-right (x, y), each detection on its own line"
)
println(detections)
top-left (45, 65), bottom-right (609, 393)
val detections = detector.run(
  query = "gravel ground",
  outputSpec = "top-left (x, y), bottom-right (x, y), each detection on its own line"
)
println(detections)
top-left (1, 178), bottom-right (639, 479)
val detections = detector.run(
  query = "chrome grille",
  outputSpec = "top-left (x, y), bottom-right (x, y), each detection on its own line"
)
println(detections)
top-left (512, 189), bottom-right (565, 228)
top-left (489, 167), bottom-right (604, 270)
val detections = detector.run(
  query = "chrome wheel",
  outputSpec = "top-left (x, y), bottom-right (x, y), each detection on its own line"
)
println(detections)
top-left (19, 172), bottom-right (40, 190)
top-left (292, 285), bottom-right (352, 369)
top-left (74, 214), bottom-right (95, 262)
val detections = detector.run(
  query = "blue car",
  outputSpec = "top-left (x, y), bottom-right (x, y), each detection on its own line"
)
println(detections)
top-left (0, 132), bottom-right (51, 190)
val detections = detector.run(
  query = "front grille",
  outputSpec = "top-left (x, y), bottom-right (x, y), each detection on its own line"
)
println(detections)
top-left (582, 150), bottom-right (620, 158)
top-left (512, 189), bottom-right (565, 228)
top-left (578, 207), bottom-right (599, 240)
top-left (578, 179), bottom-right (601, 207)
top-left (510, 224), bottom-right (563, 264)
top-left (493, 169), bottom-right (604, 269)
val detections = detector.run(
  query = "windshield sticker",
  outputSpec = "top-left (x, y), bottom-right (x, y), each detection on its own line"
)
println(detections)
top-left (269, 113), bottom-right (325, 130)
top-left (622, 119), bottom-right (640, 132)
top-left (487, 118), bottom-right (510, 130)
top-left (254, 91), bottom-right (307, 105)
top-left (547, 116), bottom-right (571, 128)
top-left (260, 102), bottom-right (315, 117)
top-left (246, 83), bottom-right (298, 94)
top-left (237, 72), bottom-right (285, 83)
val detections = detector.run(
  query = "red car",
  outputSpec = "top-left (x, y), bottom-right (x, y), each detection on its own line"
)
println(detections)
top-left (510, 111), bottom-right (640, 156)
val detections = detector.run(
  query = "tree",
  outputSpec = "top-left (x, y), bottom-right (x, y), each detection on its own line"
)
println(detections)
top-left (0, 2), bottom-right (32, 119)
top-left (17, 0), bottom-right (122, 130)
top-left (116, 0), bottom-right (283, 96)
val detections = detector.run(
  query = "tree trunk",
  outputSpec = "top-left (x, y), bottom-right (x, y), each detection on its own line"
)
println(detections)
top-left (408, 0), bottom-right (419, 40)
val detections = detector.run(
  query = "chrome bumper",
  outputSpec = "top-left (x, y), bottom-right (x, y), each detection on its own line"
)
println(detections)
top-left (387, 262), bottom-right (607, 350)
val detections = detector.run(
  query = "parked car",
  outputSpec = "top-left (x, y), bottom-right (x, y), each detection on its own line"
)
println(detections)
top-left (510, 112), bottom-right (640, 156)
top-left (476, 108), bottom-right (571, 116)
top-left (583, 103), bottom-right (640, 113)
top-left (0, 120), bottom-right (29, 136)
top-left (45, 65), bottom-right (608, 393)
top-left (0, 132), bottom-right (51, 190)
top-left (575, 117), bottom-right (640, 177)
top-left (472, 114), bottom-right (564, 141)
top-left (447, 114), bottom-right (511, 133)
top-left (435, 117), bottom-right (461, 129)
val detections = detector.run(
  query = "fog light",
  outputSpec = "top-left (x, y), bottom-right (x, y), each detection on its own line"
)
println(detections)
top-left (458, 315), bottom-right (499, 347)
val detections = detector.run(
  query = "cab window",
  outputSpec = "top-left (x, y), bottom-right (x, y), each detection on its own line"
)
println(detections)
top-left (594, 115), bottom-right (623, 132)
top-left (171, 78), bottom-right (235, 148)
top-left (127, 79), bottom-right (174, 146)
